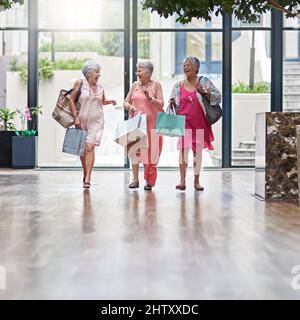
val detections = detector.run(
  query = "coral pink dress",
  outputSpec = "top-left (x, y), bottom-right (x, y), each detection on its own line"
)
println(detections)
top-left (178, 84), bottom-right (214, 151)
top-left (125, 80), bottom-right (164, 186)
top-left (78, 78), bottom-right (104, 146)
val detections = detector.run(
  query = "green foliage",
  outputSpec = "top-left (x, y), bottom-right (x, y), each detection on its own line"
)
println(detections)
top-left (141, 0), bottom-right (300, 24)
top-left (0, 108), bottom-right (16, 131)
top-left (138, 33), bottom-right (150, 59)
top-left (39, 59), bottom-right (55, 81)
top-left (10, 58), bottom-right (54, 84)
top-left (0, 0), bottom-right (23, 10)
top-left (18, 63), bottom-right (27, 84)
top-left (53, 58), bottom-right (88, 70)
top-left (16, 129), bottom-right (36, 137)
top-left (232, 81), bottom-right (270, 93)
top-left (9, 56), bottom-right (21, 71)
top-left (30, 105), bottom-right (43, 117)
top-left (40, 34), bottom-right (124, 57)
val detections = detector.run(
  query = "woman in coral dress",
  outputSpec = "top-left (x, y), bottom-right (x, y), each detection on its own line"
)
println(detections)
top-left (124, 61), bottom-right (164, 191)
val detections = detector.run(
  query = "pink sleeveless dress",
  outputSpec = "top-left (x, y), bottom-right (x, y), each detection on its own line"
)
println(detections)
top-left (177, 85), bottom-right (214, 151)
top-left (78, 78), bottom-right (105, 146)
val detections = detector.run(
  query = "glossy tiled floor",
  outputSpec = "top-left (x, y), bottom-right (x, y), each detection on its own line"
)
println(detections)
top-left (0, 169), bottom-right (300, 299)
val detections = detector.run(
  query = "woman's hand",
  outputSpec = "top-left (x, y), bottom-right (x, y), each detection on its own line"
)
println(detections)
top-left (196, 82), bottom-right (209, 95)
top-left (143, 90), bottom-right (152, 101)
top-left (103, 99), bottom-right (117, 106)
top-left (130, 105), bottom-right (137, 113)
top-left (74, 117), bottom-right (81, 129)
top-left (169, 98), bottom-right (176, 108)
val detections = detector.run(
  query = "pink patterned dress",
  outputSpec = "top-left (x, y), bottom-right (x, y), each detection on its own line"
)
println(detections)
top-left (78, 78), bottom-right (104, 146)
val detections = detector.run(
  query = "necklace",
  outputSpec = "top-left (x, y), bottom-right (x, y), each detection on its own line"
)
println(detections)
top-left (139, 80), bottom-right (152, 90)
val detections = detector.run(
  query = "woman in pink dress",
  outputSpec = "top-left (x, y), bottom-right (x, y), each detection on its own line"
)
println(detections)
top-left (169, 56), bottom-right (221, 191)
top-left (70, 61), bottom-right (117, 188)
top-left (124, 61), bottom-right (164, 191)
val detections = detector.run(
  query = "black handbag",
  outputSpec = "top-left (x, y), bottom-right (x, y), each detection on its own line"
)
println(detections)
top-left (198, 77), bottom-right (222, 125)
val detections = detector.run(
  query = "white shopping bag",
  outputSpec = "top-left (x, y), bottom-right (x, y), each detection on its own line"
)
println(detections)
top-left (114, 113), bottom-right (148, 148)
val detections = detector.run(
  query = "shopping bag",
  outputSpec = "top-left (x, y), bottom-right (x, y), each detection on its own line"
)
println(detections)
top-left (155, 107), bottom-right (185, 137)
top-left (114, 113), bottom-right (148, 148)
top-left (62, 128), bottom-right (87, 156)
top-left (52, 80), bottom-right (83, 128)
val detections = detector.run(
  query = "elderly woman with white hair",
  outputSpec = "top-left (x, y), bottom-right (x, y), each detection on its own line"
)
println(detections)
top-left (69, 60), bottom-right (116, 188)
top-left (169, 56), bottom-right (221, 191)
top-left (124, 60), bottom-right (164, 191)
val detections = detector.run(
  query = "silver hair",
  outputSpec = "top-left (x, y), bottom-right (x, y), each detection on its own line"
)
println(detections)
top-left (82, 60), bottom-right (101, 79)
top-left (183, 56), bottom-right (200, 73)
top-left (136, 60), bottom-right (154, 76)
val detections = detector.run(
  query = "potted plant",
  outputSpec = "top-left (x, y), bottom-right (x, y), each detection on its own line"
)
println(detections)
top-left (12, 106), bottom-right (42, 168)
top-left (0, 108), bottom-right (16, 167)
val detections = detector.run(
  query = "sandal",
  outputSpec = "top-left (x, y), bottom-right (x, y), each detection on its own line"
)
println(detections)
top-left (129, 181), bottom-right (139, 189)
top-left (83, 181), bottom-right (91, 189)
top-left (144, 183), bottom-right (152, 191)
top-left (194, 184), bottom-right (204, 191)
top-left (176, 184), bottom-right (186, 191)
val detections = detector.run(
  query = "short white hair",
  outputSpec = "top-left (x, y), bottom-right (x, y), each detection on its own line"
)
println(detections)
top-left (82, 60), bottom-right (101, 79)
top-left (136, 60), bottom-right (154, 76)
top-left (183, 56), bottom-right (200, 73)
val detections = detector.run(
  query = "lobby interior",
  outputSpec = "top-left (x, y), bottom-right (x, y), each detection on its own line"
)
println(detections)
top-left (0, 0), bottom-right (300, 300)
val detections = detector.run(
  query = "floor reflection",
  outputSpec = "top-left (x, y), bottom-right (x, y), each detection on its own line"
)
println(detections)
top-left (82, 190), bottom-right (95, 234)
top-left (143, 192), bottom-right (157, 230)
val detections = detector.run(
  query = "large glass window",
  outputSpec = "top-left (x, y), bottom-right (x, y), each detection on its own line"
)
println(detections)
top-left (232, 12), bottom-right (271, 28)
top-left (0, 0), bottom-right (28, 28)
top-left (38, 0), bottom-right (124, 29)
top-left (0, 31), bottom-right (28, 131)
top-left (37, 31), bottom-right (125, 167)
top-left (137, 31), bottom-right (222, 167)
top-left (231, 30), bottom-right (271, 166)
top-left (283, 30), bottom-right (300, 112)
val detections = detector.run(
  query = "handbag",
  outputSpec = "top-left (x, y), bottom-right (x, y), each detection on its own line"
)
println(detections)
top-left (62, 128), bottom-right (87, 156)
top-left (198, 77), bottom-right (222, 125)
top-left (52, 80), bottom-right (83, 128)
top-left (114, 113), bottom-right (148, 148)
top-left (155, 106), bottom-right (185, 137)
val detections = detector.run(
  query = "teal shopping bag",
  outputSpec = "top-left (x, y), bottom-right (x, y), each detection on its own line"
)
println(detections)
top-left (155, 112), bottom-right (185, 137)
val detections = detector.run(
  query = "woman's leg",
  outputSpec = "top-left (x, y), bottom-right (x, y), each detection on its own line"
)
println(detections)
top-left (85, 143), bottom-right (95, 184)
top-left (178, 149), bottom-right (189, 187)
top-left (132, 164), bottom-right (139, 183)
top-left (144, 135), bottom-right (162, 187)
top-left (80, 155), bottom-right (87, 182)
top-left (127, 141), bottom-right (141, 187)
top-left (193, 149), bottom-right (203, 189)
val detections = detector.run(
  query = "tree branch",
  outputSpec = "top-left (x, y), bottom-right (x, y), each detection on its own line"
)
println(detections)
top-left (266, 0), bottom-right (299, 17)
